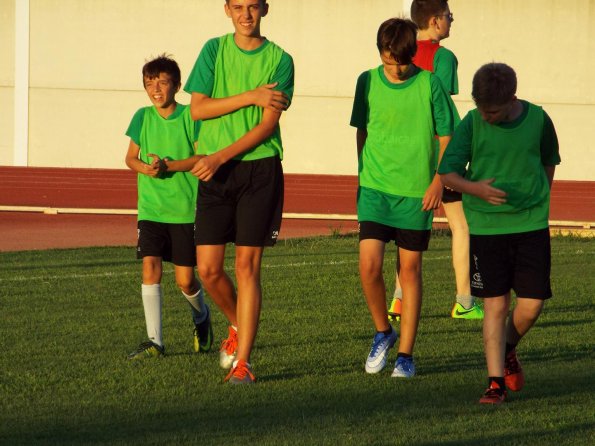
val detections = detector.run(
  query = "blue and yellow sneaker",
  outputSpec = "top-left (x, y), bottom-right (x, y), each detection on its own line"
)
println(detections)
top-left (127, 340), bottom-right (164, 360)
top-left (365, 327), bottom-right (398, 374)
top-left (451, 302), bottom-right (484, 320)
top-left (193, 304), bottom-right (213, 353)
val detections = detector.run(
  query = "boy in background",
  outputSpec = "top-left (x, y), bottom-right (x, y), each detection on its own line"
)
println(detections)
top-left (351, 18), bottom-right (456, 378)
top-left (125, 55), bottom-right (212, 360)
top-left (389, 0), bottom-right (483, 322)
top-left (184, 0), bottom-right (294, 384)
top-left (439, 63), bottom-right (560, 403)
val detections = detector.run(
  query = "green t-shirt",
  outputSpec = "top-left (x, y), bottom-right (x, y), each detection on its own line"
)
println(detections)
top-left (184, 34), bottom-right (294, 161)
top-left (433, 46), bottom-right (458, 95)
top-left (438, 100), bottom-right (561, 235)
top-left (126, 104), bottom-right (200, 223)
top-left (350, 65), bottom-right (457, 198)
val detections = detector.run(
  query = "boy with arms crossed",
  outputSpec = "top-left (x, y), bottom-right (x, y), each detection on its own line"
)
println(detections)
top-left (125, 55), bottom-right (212, 360)
top-left (351, 18), bottom-right (456, 378)
top-left (185, 0), bottom-right (294, 384)
top-left (390, 0), bottom-right (483, 322)
top-left (439, 63), bottom-right (560, 404)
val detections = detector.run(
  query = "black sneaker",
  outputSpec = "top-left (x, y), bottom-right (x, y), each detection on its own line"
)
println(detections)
top-left (127, 340), bottom-right (164, 360)
top-left (193, 304), bottom-right (213, 353)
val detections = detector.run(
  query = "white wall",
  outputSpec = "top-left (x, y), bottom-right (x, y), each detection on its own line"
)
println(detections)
top-left (2, 0), bottom-right (594, 181)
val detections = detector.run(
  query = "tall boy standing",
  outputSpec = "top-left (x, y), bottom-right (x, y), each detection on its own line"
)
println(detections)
top-left (390, 0), bottom-right (483, 322)
top-left (439, 63), bottom-right (560, 403)
top-left (184, 0), bottom-right (294, 384)
top-left (351, 18), bottom-right (456, 378)
top-left (125, 55), bottom-right (212, 360)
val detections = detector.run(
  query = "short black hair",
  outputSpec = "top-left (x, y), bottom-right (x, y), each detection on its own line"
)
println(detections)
top-left (410, 0), bottom-right (449, 30)
top-left (472, 63), bottom-right (517, 106)
top-left (142, 54), bottom-right (181, 87)
top-left (376, 18), bottom-right (418, 65)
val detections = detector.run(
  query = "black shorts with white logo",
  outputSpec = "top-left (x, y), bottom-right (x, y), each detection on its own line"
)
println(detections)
top-left (442, 186), bottom-right (462, 203)
top-left (137, 220), bottom-right (196, 267)
top-left (470, 228), bottom-right (552, 299)
top-left (359, 221), bottom-right (431, 252)
top-left (195, 156), bottom-right (283, 247)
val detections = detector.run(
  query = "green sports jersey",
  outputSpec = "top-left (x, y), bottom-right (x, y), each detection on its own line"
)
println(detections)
top-left (438, 100), bottom-right (561, 235)
top-left (350, 65), bottom-right (456, 198)
top-left (184, 34), bottom-right (295, 161)
top-left (125, 104), bottom-right (199, 223)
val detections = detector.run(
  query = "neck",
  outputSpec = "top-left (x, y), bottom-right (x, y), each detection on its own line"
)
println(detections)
top-left (156, 102), bottom-right (177, 119)
top-left (233, 33), bottom-right (265, 51)
top-left (504, 100), bottom-right (523, 122)
top-left (417, 29), bottom-right (440, 43)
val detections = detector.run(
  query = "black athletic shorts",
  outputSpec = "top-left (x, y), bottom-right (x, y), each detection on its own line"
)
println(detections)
top-left (442, 186), bottom-right (462, 203)
top-left (359, 221), bottom-right (431, 252)
top-left (195, 156), bottom-right (283, 247)
top-left (137, 220), bottom-right (196, 267)
top-left (470, 228), bottom-right (552, 299)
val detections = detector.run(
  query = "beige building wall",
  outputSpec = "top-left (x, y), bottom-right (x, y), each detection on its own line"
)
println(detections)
top-left (2, 0), bottom-right (594, 181)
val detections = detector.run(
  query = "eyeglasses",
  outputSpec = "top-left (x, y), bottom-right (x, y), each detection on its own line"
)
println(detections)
top-left (437, 12), bottom-right (454, 21)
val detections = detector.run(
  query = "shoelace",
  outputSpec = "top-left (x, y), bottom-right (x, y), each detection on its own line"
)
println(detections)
top-left (220, 328), bottom-right (238, 354)
top-left (370, 333), bottom-right (390, 355)
top-left (224, 361), bottom-right (255, 382)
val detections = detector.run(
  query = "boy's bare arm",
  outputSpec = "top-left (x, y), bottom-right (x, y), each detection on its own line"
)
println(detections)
top-left (190, 83), bottom-right (288, 121)
top-left (422, 135), bottom-right (451, 211)
top-left (191, 109), bottom-right (282, 181)
top-left (125, 140), bottom-right (161, 177)
top-left (544, 165), bottom-right (556, 188)
top-left (163, 155), bottom-right (205, 172)
top-left (440, 172), bottom-right (507, 205)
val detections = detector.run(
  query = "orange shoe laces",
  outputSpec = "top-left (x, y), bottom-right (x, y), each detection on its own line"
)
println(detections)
top-left (224, 360), bottom-right (255, 382)
top-left (220, 326), bottom-right (238, 355)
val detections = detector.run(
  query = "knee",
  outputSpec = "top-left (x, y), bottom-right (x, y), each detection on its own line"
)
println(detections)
top-left (359, 259), bottom-right (383, 284)
top-left (235, 258), bottom-right (259, 283)
top-left (176, 277), bottom-right (198, 295)
top-left (197, 264), bottom-right (224, 286)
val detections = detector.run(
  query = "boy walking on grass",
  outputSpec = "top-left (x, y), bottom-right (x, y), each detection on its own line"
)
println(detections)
top-left (351, 18), bottom-right (456, 378)
top-left (390, 0), bottom-right (483, 322)
top-left (125, 55), bottom-right (212, 360)
top-left (439, 63), bottom-right (560, 404)
top-left (184, 0), bottom-right (294, 384)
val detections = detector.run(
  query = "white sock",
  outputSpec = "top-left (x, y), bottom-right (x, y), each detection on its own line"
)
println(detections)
top-left (456, 294), bottom-right (474, 309)
top-left (142, 284), bottom-right (163, 347)
top-left (393, 289), bottom-right (403, 300)
top-left (183, 288), bottom-right (207, 325)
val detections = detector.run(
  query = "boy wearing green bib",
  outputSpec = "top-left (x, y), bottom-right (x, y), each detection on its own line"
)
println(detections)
top-left (439, 63), bottom-right (560, 404)
top-left (350, 18), bottom-right (456, 378)
top-left (125, 55), bottom-right (212, 360)
top-left (184, 0), bottom-right (294, 384)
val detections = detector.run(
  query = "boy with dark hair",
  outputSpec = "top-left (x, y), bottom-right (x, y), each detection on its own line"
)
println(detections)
top-left (125, 54), bottom-right (212, 360)
top-left (439, 62), bottom-right (560, 404)
top-left (184, 0), bottom-right (294, 384)
top-left (351, 18), bottom-right (456, 378)
top-left (390, 0), bottom-right (483, 322)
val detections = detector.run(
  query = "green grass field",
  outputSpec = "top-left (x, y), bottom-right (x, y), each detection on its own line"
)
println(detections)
top-left (1, 234), bottom-right (593, 445)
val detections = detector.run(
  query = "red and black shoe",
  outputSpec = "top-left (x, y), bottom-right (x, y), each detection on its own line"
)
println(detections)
top-left (504, 350), bottom-right (525, 392)
top-left (479, 380), bottom-right (507, 405)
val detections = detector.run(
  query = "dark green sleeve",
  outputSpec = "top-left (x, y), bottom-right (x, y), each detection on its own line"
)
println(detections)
top-left (350, 71), bottom-right (370, 129)
top-left (184, 37), bottom-right (220, 96)
top-left (438, 111), bottom-right (473, 175)
top-left (430, 74), bottom-right (459, 136)
top-left (271, 52), bottom-right (295, 106)
top-left (125, 107), bottom-right (145, 146)
top-left (433, 47), bottom-right (459, 95)
top-left (194, 120), bottom-right (201, 144)
top-left (541, 111), bottom-right (561, 165)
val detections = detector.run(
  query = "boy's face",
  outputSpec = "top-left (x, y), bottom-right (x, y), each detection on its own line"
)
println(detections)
top-left (477, 97), bottom-right (516, 125)
top-left (435, 6), bottom-right (453, 39)
top-left (225, 0), bottom-right (268, 38)
top-left (143, 73), bottom-right (179, 109)
top-left (380, 51), bottom-right (409, 83)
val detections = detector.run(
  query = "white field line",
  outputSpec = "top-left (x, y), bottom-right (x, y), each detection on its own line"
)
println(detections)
top-left (0, 255), bottom-right (455, 283)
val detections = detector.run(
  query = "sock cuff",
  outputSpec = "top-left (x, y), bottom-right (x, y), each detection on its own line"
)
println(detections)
top-left (182, 288), bottom-right (201, 299)
top-left (142, 283), bottom-right (161, 295)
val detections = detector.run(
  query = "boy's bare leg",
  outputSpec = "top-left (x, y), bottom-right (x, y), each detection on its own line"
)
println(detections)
top-left (142, 256), bottom-right (163, 285)
top-left (196, 245), bottom-right (238, 326)
top-left (234, 245), bottom-right (264, 363)
top-left (443, 201), bottom-right (471, 296)
top-left (174, 265), bottom-right (199, 295)
top-left (397, 248), bottom-right (423, 354)
top-left (483, 293), bottom-right (510, 376)
top-left (506, 297), bottom-right (544, 345)
top-left (359, 239), bottom-right (390, 332)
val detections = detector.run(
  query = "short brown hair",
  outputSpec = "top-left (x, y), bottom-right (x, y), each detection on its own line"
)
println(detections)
top-left (472, 63), bottom-right (517, 106)
top-left (410, 0), bottom-right (449, 29)
top-left (142, 54), bottom-right (181, 87)
top-left (376, 18), bottom-right (418, 65)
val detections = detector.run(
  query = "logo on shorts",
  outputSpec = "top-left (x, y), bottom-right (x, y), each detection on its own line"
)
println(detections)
top-left (271, 230), bottom-right (279, 240)
top-left (472, 272), bottom-right (483, 290)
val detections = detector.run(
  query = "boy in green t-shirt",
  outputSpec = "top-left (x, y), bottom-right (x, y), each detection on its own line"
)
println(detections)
top-left (350, 18), bottom-right (456, 378)
top-left (390, 0), bottom-right (483, 322)
top-left (439, 63), bottom-right (560, 404)
top-left (125, 55), bottom-right (212, 360)
top-left (184, 0), bottom-right (294, 384)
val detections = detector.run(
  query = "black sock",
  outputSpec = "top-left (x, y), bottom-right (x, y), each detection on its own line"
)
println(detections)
top-left (505, 342), bottom-right (517, 356)
top-left (397, 352), bottom-right (412, 359)
top-left (381, 328), bottom-right (393, 336)
top-left (488, 376), bottom-right (506, 391)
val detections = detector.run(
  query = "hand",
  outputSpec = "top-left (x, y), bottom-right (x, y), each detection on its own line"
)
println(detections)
top-left (143, 153), bottom-right (162, 178)
top-left (473, 178), bottom-right (507, 205)
top-left (191, 154), bottom-right (223, 182)
top-left (422, 176), bottom-right (443, 211)
top-left (250, 82), bottom-right (289, 112)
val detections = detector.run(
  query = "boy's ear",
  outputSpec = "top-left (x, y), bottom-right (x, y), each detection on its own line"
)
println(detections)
top-left (176, 83), bottom-right (181, 93)
top-left (261, 1), bottom-right (269, 17)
